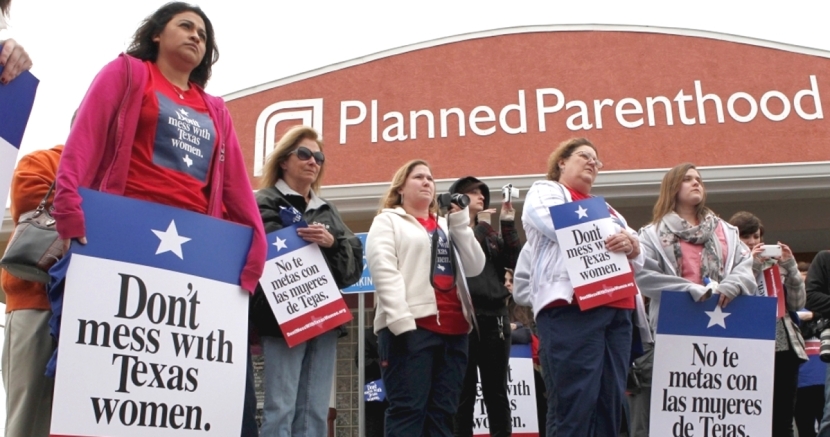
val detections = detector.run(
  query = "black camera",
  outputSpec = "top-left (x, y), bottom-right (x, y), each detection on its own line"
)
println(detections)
top-left (817, 318), bottom-right (830, 363)
top-left (437, 193), bottom-right (470, 209)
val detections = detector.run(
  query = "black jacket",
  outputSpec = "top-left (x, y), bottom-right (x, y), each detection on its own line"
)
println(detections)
top-left (466, 219), bottom-right (520, 316)
top-left (250, 185), bottom-right (363, 337)
top-left (806, 250), bottom-right (830, 318)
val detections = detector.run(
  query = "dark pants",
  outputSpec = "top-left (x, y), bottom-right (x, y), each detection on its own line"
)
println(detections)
top-left (772, 350), bottom-right (801, 437)
top-left (378, 327), bottom-right (469, 437)
top-left (796, 385), bottom-right (825, 437)
top-left (241, 345), bottom-right (259, 437)
top-left (366, 399), bottom-right (389, 437)
top-left (455, 314), bottom-right (513, 437)
top-left (534, 369), bottom-right (548, 436)
top-left (537, 305), bottom-right (632, 437)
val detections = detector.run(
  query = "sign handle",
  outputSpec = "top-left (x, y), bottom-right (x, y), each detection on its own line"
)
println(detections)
top-left (358, 293), bottom-right (366, 437)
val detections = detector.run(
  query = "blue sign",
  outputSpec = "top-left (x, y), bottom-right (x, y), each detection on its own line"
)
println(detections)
top-left (74, 188), bottom-right (253, 284)
top-left (342, 233), bottom-right (374, 294)
top-left (0, 53), bottom-right (39, 203)
top-left (0, 54), bottom-right (39, 149)
top-left (656, 291), bottom-right (776, 340)
top-left (364, 379), bottom-right (386, 402)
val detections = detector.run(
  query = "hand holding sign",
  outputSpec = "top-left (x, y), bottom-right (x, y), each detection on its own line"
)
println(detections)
top-left (650, 292), bottom-right (776, 437)
top-left (259, 224), bottom-right (352, 347)
top-left (51, 190), bottom-right (251, 437)
top-left (549, 197), bottom-right (638, 310)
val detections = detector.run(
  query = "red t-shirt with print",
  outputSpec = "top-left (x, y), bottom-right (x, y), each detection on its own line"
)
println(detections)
top-left (414, 215), bottom-right (469, 335)
top-left (123, 61), bottom-right (218, 214)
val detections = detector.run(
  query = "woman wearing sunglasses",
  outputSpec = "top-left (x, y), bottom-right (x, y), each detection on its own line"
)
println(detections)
top-left (514, 137), bottom-right (644, 437)
top-left (250, 124), bottom-right (363, 437)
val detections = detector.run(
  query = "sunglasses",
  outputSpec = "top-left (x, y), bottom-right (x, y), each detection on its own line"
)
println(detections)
top-left (289, 146), bottom-right (325, 165)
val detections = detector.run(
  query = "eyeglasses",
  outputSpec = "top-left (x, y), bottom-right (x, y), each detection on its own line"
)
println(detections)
top-left (573, 151), bottom-right (603, 169)
top-left (289, 146), bottom-right (325, 165)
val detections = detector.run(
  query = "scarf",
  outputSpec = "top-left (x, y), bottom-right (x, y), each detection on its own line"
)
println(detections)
top-left (658, 212), bottom-right (724, 284)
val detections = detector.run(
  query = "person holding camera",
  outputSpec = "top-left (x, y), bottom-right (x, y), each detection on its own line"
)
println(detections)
top-left (366, 159), bottom-right (485, 437)
top-left (728, 211), bottom-right (806, 437)
top-left (805, 251), bottom-right (830, 437)
top-left (450, 177), bottom-right (520, 437)
top-left (514, 138), bottom-right (643, 437)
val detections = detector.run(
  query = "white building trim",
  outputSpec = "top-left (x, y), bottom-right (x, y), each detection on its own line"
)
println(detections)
top-left (224, 24), bottom-right (830, 102)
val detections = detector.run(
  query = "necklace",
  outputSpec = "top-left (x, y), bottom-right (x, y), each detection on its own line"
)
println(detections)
top-left (170, 83), bottom-right (186, 100)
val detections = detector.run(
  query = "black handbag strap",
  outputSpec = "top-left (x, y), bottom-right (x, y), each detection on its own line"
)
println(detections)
top-left (36, 182), bottom-right (56, 213)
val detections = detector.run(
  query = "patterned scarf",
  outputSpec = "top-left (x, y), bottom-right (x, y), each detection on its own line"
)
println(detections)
top-left (658, 212), bottom-right (724, 284)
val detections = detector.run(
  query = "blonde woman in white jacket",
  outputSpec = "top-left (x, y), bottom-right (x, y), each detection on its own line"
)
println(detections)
top-left (517, 138), bottom-right (645, 437)
top-left (366, 159), bottom-right (485, 437)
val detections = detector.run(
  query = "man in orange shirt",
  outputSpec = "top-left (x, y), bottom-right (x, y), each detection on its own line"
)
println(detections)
top-left (2, 145), bottom-right (63, 437)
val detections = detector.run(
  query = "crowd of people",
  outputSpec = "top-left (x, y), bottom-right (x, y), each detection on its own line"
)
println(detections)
top-left (3, 2), bottom-right (830, 437)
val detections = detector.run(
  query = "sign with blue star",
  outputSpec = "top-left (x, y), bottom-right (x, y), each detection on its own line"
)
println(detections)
top-left (0, 54), bottom-right (38, 207)
top-left (50, 189), bottom-right (251, 437)
top-left (549, 196), bottom-right (637, 310)
top-left (342, 233), bottom-right (374, 294)
top-left (649, 291), bottom-right (776, 437)
top-left (259, 225), bottom-right (353, 347)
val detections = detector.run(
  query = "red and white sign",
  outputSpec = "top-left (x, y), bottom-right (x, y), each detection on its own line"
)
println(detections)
top-left (259, 225), bottom-right (352, 347)
top-left (760, 264), bottom-right (786, 319)
top-left (550, 197), bottom-right (637, 310)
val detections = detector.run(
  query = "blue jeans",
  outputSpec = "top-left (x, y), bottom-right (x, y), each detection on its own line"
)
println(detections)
top-left (378, 328), bottom-right (469, 437)
top-left (260, 330), bottom-right (338, 437)
top-left (241, 344), bottom-right (259, 437)
top-left (537, 305), bottom-right (632, 437)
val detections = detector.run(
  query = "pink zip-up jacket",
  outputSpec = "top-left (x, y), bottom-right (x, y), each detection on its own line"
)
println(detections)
top-left (53, 54), bottom-right (266, 293)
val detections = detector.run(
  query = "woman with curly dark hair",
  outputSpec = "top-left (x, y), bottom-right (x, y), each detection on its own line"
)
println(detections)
top-left (51, 3), bottom-right (266, 436)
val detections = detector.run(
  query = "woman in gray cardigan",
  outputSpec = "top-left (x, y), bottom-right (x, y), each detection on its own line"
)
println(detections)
top-left (630, 163), bottom-right (756, 437)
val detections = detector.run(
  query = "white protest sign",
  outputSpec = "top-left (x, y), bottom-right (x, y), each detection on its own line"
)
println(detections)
top-left (51, 189), bottom-right (251, 437)
top-left (549, 196), bottom-right (637, 309)
top-left (473, 344), bottom-right (539, 437)
top-left (259, 225), bottom-right (352, 347)
top-left (650, 292), bottom-right (776, 437)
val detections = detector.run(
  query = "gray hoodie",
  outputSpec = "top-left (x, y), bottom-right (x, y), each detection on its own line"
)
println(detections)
top-left (636, 219), bottom-right (756, 333)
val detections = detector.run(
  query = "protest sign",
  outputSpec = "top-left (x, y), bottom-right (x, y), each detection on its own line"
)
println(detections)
top-left (0, 55), bottom-right (38, 203)
top-left (472, 344), bottom-right (539, 437)
top-left (364, 379), bottom-right (386, 402)
top-left (259, 224), bottom-right (353, 347)
top-left (51, 189), bottom-right (252, 437)
top-left (650, 292), bottom-right (776, 437)
top-left (342, 233), bottom-right (373, 294)
top-left (549, 197), bottom-right (637, 310)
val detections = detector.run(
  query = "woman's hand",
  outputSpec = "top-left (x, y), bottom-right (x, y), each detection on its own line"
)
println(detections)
top-left (62, 236), bottom-right (88, 253)
top-left (297, 224), bottom-right (335, 248)
top-left (476, 208), bottom-right (496, 224)
top-left (605, 231), bottom-right (639, 259)
top-left (500, 202), bottom-right (515, 221)
top-left (0, 39), bottom-right (33, 85)
top-left (750, 244), bottom-right (766, 262)
top-left (717, 294), bottom-right (732, 309)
